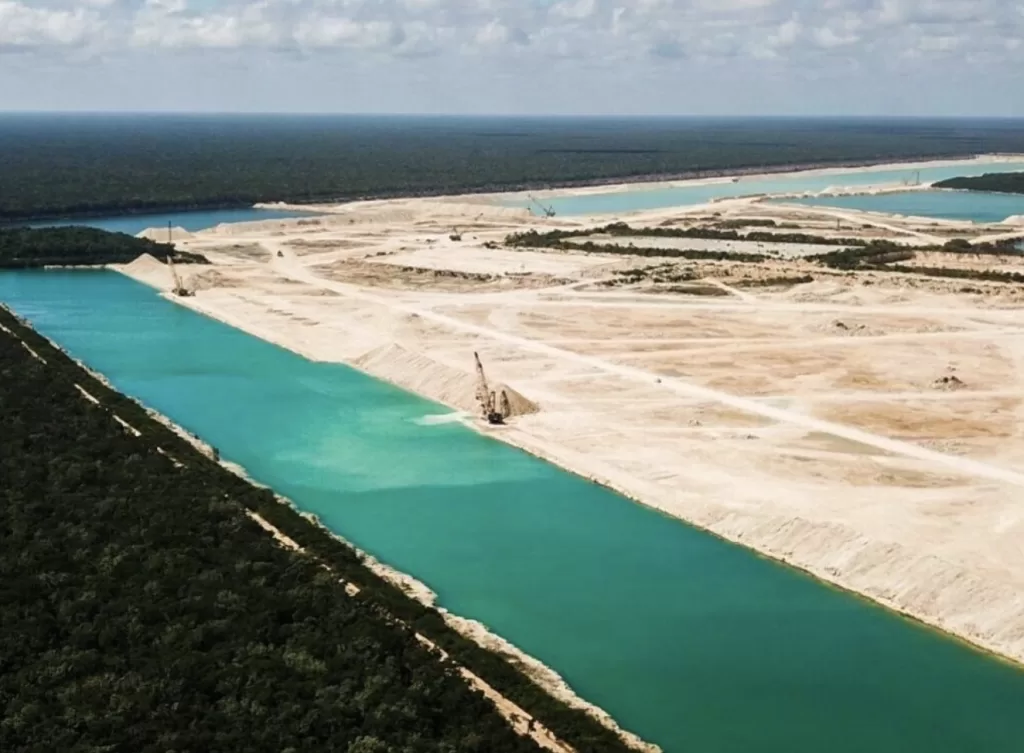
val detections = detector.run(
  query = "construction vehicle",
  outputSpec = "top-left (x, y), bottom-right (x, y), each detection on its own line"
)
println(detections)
top-left (167, 255), bottom-right (194, 297)
top-left (474, 351), bottom-right (510, 425)
top-left (527, 195), bottom-right (556, 218)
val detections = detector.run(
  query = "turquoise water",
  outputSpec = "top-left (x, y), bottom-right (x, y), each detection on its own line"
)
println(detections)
top-left (776, 190), bottom-right (1024, 224)
top-left (27, 207), bottom-right (322, 235)
top-left (519, 161), bottom-right (1024, 216)
top-left (3, 269), bottom-right (1024, 753)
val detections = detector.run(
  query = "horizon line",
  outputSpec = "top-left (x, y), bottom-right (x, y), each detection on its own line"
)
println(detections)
top-left (2, 110), bottom-right (1024, 121)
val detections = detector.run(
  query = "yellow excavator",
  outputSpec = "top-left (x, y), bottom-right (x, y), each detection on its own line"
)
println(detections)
top-left (474, 352), bottom-right (511, 425)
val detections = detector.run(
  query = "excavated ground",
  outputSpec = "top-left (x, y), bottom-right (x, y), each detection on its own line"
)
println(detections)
top-left (118, 188), bottom-right (1024, 666)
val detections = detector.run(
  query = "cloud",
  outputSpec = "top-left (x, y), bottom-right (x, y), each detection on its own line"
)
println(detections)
top-left (3, 0), bottom-right (1024, 115)
top-left (5, 0), bottom-right (1019, 63)
top-left (549, 0), bottom-right (597, 22)
top-left (131, 1), bottom-right (278, 49)
top-left (0, 1), bottom-right (104, 48)
top-left (291, 17), bottom-right (397, 50)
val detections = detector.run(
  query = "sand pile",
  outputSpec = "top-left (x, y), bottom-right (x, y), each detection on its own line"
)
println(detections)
top-left (119, 253), bottom-right (171, 290)
top-left (137, 226), bottom-right (193, 242)
top-left (354, 343), bottom-right (539, 418)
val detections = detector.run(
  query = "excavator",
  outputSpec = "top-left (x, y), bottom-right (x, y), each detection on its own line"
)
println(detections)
top-left (474, 352), bottom-right (511, 425)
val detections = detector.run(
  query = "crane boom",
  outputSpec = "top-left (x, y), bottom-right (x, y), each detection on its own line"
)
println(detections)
top-left (474, 351), bottom-right (491, 413)
top-left (473, 351), bottom-right (505, 425)
top-left (167, 254), bottom-right (194, 297)
top-left (168, 255), bottom-right (183, 292)
top-left (527, 194), bottom-right (556, 218)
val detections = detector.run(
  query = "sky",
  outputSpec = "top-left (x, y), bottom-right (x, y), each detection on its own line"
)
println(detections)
top-left (1, 0), bottom-right (1023, 116)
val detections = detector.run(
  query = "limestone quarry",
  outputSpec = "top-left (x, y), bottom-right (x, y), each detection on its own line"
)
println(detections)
top-left (117, 177), bottom-right (1024, 667)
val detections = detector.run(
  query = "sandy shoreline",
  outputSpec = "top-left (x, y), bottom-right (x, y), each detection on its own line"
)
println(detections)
top-left (181, 287), bottom-right (1024, 668)
top-left (386, 155), bottom-right (1024, 207)
top-left (256, 153), bottom-right (1024, 210)
top-left (109, 159), bottom-right (1024, 679)
top-left (4, 301), bottom-right (655, 752)
top-left (254, 153), bottom-right (1024, 230)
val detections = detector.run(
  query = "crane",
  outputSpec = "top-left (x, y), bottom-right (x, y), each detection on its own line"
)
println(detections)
top-left (474, 351), bottom-right (508, 425)
top-left (167, 255), bottom-right (194, 297)
top-left (527, 195), bottom-right (556, 218)
top-left (164, 222), bottom-right (194, 297)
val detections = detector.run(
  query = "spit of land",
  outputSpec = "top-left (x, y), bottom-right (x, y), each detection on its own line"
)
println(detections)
top-left (122, 157), bottom-right (1024, 666)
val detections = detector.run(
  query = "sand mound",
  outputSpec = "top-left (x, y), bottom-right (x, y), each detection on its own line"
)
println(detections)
top-left (119, 253), bottom-right (172, 290)
top-left (354, 343), bottom-right (539, 418)
top-left (137, 226), bottom-right (193, 242)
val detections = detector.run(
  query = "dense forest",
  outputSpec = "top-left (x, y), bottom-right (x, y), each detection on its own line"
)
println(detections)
top-left (0, 306), bottom-right (634, 753)
top-left (0, 227), bottom-right (207, 268)
top-left (4, 115), bottom-right (1024, 222)
top-left (935, 172), bottom-right (1024, 194)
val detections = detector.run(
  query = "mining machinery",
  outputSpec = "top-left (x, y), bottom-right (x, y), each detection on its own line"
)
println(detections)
top-left (474, 351), bottom-right (510, 425)
top-left (527, 195), bottom-right (556, 218)
top-left (167, 256), bottom-right (194, 297)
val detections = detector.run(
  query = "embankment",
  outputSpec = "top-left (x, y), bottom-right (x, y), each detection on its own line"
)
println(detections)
top-left (0, 302), bottom-right (656, 753)
top-left (113, 261), bottom-right (1024, 670)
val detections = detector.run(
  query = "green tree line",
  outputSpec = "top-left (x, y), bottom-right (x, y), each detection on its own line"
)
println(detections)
top-left (0, 227), bottom-right (208, 268)
top-left (934, 172), bottom-right (1024, 194)
top-left (0, 306), bottom-right (636, 753)
top-left (5, 115), bottom-right (1024, 222)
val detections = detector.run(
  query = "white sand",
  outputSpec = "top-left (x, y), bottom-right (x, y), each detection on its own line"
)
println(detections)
top-left (117, 253), bottom-right (172, 290)
top-left (137, 226), bottom-right (193, 242)
top-left (118, 158), bottom-right (1024, 674)
top-left (353, 342), bottom-right (538, 418)
top-left (473, 154), bottom-right (1024, 202)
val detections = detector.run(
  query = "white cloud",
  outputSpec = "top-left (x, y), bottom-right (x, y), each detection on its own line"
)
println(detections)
top-left (474, 20), bottom-right (509, 46)
top-left (2, 0), bottom-right (1024, 113)
top-left (131, 1), bottom-right (277, 49)
top-left (0, 1), bottom-right (104, 47)
top-left (292, 17), bottom-right (395, 49)
top-left (550, 0), bottom-right (597, 22)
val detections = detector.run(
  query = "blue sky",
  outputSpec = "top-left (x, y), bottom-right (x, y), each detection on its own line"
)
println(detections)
top-left (1, 0), bottom-right (1022, 115)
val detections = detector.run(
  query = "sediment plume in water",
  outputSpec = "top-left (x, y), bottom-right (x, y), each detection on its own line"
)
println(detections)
top-left (354, 342), bottom-right (539, 418)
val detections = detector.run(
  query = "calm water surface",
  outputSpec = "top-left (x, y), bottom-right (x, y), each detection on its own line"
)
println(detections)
top-left (777, 190), bottom-right (1024, 224)
top-left (520, 161), bottom-right (1024, 216)
top-left (3, 270), bottom-right (1024, 753)
top-left (29, 207), bottom-right (322, 234)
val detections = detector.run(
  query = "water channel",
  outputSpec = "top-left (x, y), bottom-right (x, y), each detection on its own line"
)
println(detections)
top-left (2, 269), bottom-right (1023, 753)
